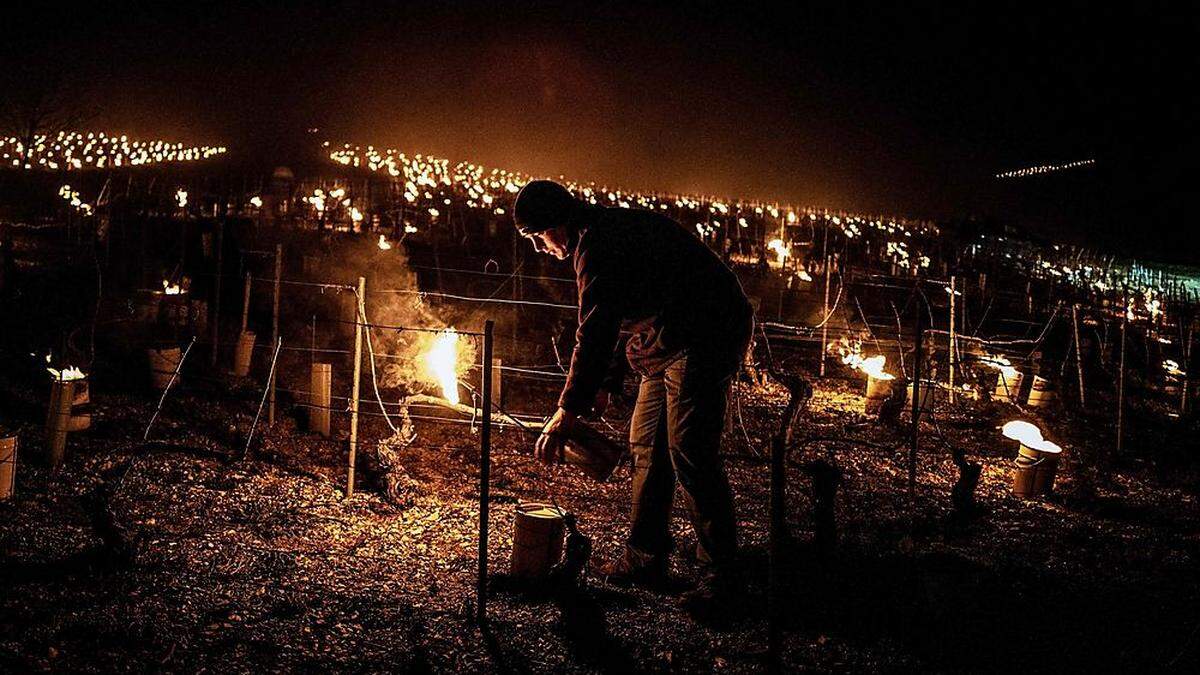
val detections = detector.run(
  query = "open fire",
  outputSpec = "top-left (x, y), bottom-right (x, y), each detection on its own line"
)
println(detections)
top-left (424, 328), bottom-right (461, 404)
top-left (828, 337), bottom-right (894, 380)
top-left (162, 279), bottom-right (182, 295)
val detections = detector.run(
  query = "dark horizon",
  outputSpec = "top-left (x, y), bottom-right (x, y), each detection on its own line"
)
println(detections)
top-left (4, 2), bottom-right (1195, 261)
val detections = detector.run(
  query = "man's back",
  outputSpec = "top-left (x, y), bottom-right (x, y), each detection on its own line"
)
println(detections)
top-left (572, 205), bottom-right (752, 375)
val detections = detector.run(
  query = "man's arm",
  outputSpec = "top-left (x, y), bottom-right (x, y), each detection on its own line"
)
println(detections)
top-left (558, 241), bottom-right (622, 416)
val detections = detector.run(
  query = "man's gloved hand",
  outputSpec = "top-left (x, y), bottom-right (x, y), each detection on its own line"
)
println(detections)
top-left (535, 407), bottom-right (577, 465)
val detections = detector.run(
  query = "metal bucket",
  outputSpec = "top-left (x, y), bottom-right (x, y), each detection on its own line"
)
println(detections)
top-left (67, 377), bottom-right (91, 431)
top-left (233, 331), bottom-right (256, 377)
top-left (995, 369), bottom-right (1024, 403)
top-left (0, 435), bottom-right (16, 500)
top-left (46, 380), bottom-right (75, 469)
top-left (148, 347), bottom-right (182, 389)
top-left (1026, 375), bottom-right (1055, 408)
top-left (511, 502), bottom-right (566, 579)
top-left (907, 379), bottom-right (937, 413)
top-left (1012, 453), bottom-right (1058, 497)
top-left (563, 420), bottom-right (626, 482)
top-left (864, 375), bottom-right (894, 414)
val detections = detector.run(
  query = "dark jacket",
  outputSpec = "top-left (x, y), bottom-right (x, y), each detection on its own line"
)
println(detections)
top-left (558, 205), bottom-right (753, 415)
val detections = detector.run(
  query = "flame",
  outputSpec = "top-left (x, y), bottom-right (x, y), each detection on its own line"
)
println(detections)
top-left (47, 365), bottom-right (85, 381)
top-left (377, 234), bottom-right (392, 250)
top-left (1164, 359), bottom-right (1186, 377)
top-left (425, 328), bottom-right (461, 404)
top-left (982, 354), bottom-right (1019, 378)
top-left (249, 195), bottom-right (263, 208)
top-left (766, 238), bottom-right (790, 266)
top-left (175, 189), bottom-right (188, 208)
top-left (1001, 420), bottom-right (1062, 454)
top-left (828, 338), bottom-right (894, 380)
top-left (797, 269), bottom-right (814, 282)
top-left (162, 279), bottom-right (182, 295)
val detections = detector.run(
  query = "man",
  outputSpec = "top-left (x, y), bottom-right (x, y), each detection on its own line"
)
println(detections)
top-left (515, 180), bottom-right (753, 613)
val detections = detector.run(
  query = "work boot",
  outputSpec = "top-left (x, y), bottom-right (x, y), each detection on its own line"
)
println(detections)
top-left (595, 548), bottom-right (669, 589)
top-left (678, 572), bottom-right (737, 622)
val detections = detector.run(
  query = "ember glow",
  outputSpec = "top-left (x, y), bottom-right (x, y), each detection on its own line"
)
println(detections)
top-left (1001, 420), bottom-right (1063, 454)
top-left (162, 280), bottom-right (182, 295)
top-left (424, 329), bottom-right (461, 404)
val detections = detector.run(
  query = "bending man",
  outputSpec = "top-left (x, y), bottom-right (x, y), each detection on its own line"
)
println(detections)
top-left (515, 180), bottom-right (753, 613)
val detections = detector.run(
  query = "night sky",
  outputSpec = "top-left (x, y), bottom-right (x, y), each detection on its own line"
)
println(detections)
top-left (5, 2), bottom-right (1195, 260)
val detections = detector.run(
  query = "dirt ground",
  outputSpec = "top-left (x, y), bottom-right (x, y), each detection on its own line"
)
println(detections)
top-left (2, 354), bottom-right (1199, 673)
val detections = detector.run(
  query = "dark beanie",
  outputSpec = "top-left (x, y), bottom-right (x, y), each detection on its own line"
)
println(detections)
top-left (513, 180), bottom-right (578, 235)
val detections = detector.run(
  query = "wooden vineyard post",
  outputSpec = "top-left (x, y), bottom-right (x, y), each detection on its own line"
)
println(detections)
top-left (909, 307), bottom-right (925, 497)
top-left (820, 254), bottom-right (831, 377)
top-left (1183, 319), bottom-right (1194, 415)
top-left (949, 276), bottom-right (957, 404)
top-left (268, 244), bottom-right (282, 425)
top-left (240, 271), bottom-right (251, 334)
top-left (1073, 304), bottom-right (1086, 409)
top-left (478, 320), bottom-right (494, 623)
top-left (310, 363), bottom-right (331, 437)
top-left (210, 219), bottom-right (224, 367)
top-left (1117, 312), bottom-right (1127, 454)
top-left (347, 276), bottom-right (365, 498)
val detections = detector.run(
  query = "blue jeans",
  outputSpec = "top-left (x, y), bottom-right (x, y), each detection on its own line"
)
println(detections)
top-left (626, 350), bottom-right (741, 572)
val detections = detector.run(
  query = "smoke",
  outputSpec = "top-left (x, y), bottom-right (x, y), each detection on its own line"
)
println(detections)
top-left (361, 245), bottom-right (477, 397)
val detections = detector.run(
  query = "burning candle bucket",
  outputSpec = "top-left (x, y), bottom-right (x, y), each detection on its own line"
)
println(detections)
top-left (233, 331), bottom-right (256, 377)
top-left (864, 375), bottom-right (894, 414)
top-left (1025, 375), bottom-right (1056, 408)
top-left (0, 434), bottom-right (16, 501)
top-left (66, 377), bottom-right (92, 432)
top-left (907, 379), bottom-right (937, 413)
top-left (511, 502), bottom-right (566, 579)
top-left (562, 420), bottom-right (626, 482)
top-left (148, 346), bottom-right (183, 389)
top-left (994, 368), bottom-right (1024, 403)
top-left (1012, 449), bottom-right (1060, 497)
top-left (1003, 421), bottom-right (1063, 497)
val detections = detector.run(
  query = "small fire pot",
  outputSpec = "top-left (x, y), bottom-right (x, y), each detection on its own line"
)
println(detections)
top-left (864, 375), bottom-right (894, 415)
top-left (907, 379), bottom-right (937, 413)
top-left (148, 346), bottom-right (183, 389)
top-left (1012, 443), bottom-right (1061, 497)
top-left (67, 377), bottom-right (92, 432)
top-left (511, 502), bottom-right (566, 580)
top-left (1026, 375), bottom-right (1056, 408)
top-left (995, 369), bottom-right (1024, 403)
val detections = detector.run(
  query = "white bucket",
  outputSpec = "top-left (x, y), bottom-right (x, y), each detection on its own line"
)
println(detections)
top-left (864, 375), bottom-right (894, 414)
top-left (1026, 375), bottom-right (1055, 408)
top-left (994, 369), bottom-right (1024, 403)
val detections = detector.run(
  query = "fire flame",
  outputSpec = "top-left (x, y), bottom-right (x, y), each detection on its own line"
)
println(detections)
top-left (797, 269), bottom-right (814, 282)
top-left (47, 365), bottom-right (85, 381)
top-left (162, 279), bottom-right (182, 295)
top-left (1164, 359), bottom-right (1186, 377)
top-left (982, 354), bottom-right (1019, 378)
top-left (377, 234), bottom-right (392, 250)
top-left (767, 238), bottom-right (790, 266)
top-left (828, 337), bottom-right (894, 380)
top-left (1001, 420), bottom-right (1062, 454)
top-left (425, 328), bottom-right (461, 404)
